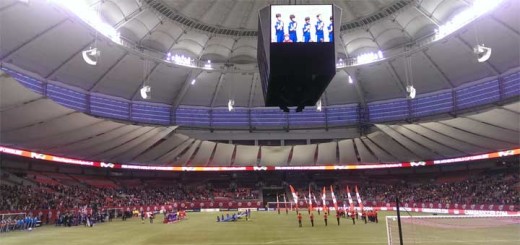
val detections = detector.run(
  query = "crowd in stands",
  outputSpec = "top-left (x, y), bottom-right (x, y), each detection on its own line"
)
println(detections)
top-left (0, 176), bottom-right (260, 211)
top-left (0, 170), bottom-right (518, 213)
top-left (294, 171), bottom-right (519, 206)
top-left (353, 172), bottom-right (519, 205)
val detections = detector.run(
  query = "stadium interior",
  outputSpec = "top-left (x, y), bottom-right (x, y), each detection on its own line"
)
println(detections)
top-left (0, 0), bottom-right (519, 244)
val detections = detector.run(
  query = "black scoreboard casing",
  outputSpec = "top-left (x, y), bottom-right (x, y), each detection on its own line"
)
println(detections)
top-left (257, 5), bottom-right (341, 109)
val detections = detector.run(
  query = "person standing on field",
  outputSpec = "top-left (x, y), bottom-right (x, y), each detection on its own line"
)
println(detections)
top-left (323, 212), bottom-right (328, 226)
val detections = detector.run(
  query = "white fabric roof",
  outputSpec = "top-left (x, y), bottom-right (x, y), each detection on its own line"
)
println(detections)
top-left (0, 0), bottom-right (518, 107)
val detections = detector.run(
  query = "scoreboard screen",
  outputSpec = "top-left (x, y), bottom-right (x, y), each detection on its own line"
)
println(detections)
top-left (271, 5), bottom-right (334, 43)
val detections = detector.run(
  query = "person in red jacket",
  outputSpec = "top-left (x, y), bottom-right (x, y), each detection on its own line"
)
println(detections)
top-left (310, 213), bottom-right (314, 227)
top-left (297, 212), bottom-right (302, 227)
top-left (323, 212), bottom-right (328, 226)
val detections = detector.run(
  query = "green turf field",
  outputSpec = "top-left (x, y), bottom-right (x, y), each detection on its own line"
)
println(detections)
top-left (1, 211), bottom-right (519, 245)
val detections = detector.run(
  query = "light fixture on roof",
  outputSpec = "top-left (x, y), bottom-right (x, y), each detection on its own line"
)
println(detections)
top-left (435, 0), bottom-right (504, 41)
top-left (140, 85), bottom-right (151, 99)
top-left (82, 47), bottom-right (100, 66)
top-left (406, 85), bottom-right (416, 99)
top-left (377, 50), bottom-right (383, 59)
top-left (356, 50), bottom-right (383, 65)
top-left (336, 58), bottom-right (346, 68)
top-left (191, 79), bottom-right (196, 85)
top-left (228, 99), bottom-right (235, 112)
top-left (404, 55), bottom-right (416, 99)
top-left (348, 75), bottom-right (353, 84)
top-left (473, 44), bottom-right (492, 63)
top-left (316, 99), bottom-right (322, 112)
top-left (205, 59), bottom-right (212, 68)
top-left (48, 0), bottom-right (121, 44)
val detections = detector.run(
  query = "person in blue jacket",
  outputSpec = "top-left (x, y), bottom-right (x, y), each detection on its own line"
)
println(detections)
top-left (328, 16), bottom-right (333, 42)
top-left (274, 13), bottom-right (284, 43)
top-left (315, 14), bottom-right (324, 42)
top-left (303, 17), bottom-right (311, 42)
top-left (288, 14), bottom-right (297, 42)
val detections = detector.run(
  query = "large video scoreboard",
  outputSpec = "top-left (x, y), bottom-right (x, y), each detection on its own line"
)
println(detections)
top-left (258, 5), bottom-right (341, 111)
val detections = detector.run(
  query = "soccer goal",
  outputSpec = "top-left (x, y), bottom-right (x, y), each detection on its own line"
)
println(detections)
top-left (0, 213), bottom-right (26, 232)
top-left (105, 208), bottom-right (125, 219)
top-left (386, 214), bottom-right (520, 245)
top-left (266, 202), bottom-right (294, 212)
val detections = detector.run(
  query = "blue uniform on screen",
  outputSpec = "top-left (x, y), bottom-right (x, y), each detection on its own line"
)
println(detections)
top-left (275, 13), bottom-right (284, 43)
top-left (288, 14), bottom-right (297, 43)
top-left (328, 16), bottom-right (333, 42)
top-left (303, 17), bottom-right (311, 42)
top-left (315, 14), bottom-right (324, 42)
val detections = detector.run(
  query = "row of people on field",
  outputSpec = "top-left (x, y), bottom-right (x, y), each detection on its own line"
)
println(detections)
top-left (0, 216), bottom-right (38, 233)
top-left (295, 210), bottom-right (378, 227)
top-left (216, 209), bottom-right (252, 222)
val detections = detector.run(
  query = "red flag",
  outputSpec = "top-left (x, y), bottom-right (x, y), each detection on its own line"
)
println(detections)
top-left (346, 186), bottom-right (355, 213)
top-left (355, 186), bottom-right (364, 212)
top-left (330, 185), bottom-right (338, 213)
top-left (289, 185), bottom-right (299, 211)
top-left (308, 185), bottom-right (313, 212)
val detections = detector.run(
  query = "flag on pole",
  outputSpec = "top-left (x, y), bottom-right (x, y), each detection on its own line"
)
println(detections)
top-left (308, 185), bottom-right (313, 212)
top-left (355, 186), bottom-right (364, 212)
top-left (330, 185), bottom-right (338, 213)
top-left (321, 187), bottom-right (326, 212)
top-left (289, 185), bottom-right (299, 211)
top-left (283, 193), bottom-right (288, 211)
top-left (312, 193), bottom-right (318, 206)
top-left (346, 186), bottom-right (355, 214)
top-left (276, 193), bottom-right (280, 213)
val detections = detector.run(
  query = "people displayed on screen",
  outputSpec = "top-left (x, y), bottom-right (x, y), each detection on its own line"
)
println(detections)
top-left (288, 14), bottom-right (297, 42)
top-left (315, 14), bottom-right (324, 42)
top-left (303, 17), bottom-right (311, 42)
top-left (275, 13), bottom-right (284, 43)
top-left (283, 34), bottom-right (293, 43)
top-left (328, 16), bottom-right (333, 42)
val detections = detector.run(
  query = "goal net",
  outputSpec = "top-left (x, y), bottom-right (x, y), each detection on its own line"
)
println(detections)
top-left (266, 202), bottom-right (294, 212)
top-left (105, 208), bottom-right (125, 219)
top-left (386, 214), bottom-right (520, 245)
top-left (0, 212), bottom-right (26, 232)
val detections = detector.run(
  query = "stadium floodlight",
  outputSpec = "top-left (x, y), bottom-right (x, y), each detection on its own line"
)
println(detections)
top-left (228, 99), bottom-right (235, 112)
top-left (316, 99), bottom-right (322, 112)
top-left (171, 54), bottom-right (194, 66)
top-left (406, 85), bottom-right (416, 99)
top-left (473, 45), bottom-right (492, 62)
top-left (82, 47), bottom-right (100, 66)
top-left (140, 85), bottom-right (151, 99)
top-left (435, 0), bottom-right (504, 41)
top-left (377, 50), bottom-right (383, 59)
top-left (191, 79), bottom-right (196, 85)
top-left (336, 58), bottom-right (346, 68)
top-left (348, 75), bottom-right (353, 84)
top-left (356, 50), bottom-right (383, 65)
top-left (48, 0), bottom-right (121, 44)
top-left (204, 60), bottom-right (212, 69)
